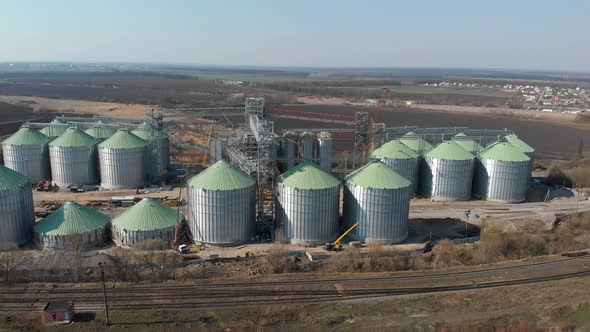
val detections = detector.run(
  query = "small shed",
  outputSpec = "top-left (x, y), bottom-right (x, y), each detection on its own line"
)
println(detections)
top-left (43, 301), bottom-right (75, 323)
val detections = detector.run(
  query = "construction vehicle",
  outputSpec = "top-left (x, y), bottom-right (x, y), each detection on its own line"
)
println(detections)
top-left (325, 222), bottom-right (360, 251)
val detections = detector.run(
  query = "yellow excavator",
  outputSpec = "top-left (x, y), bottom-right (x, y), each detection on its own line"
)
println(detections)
top-left (325, 222), bottom-right (360, 251)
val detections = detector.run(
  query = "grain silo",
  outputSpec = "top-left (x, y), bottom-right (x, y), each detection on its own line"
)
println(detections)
top-left (2, 126), bottom-right (51, 182)
top-left (187, 160), bottom-right (255, 245)
top-left (112, 197), bottom-right (179, 247)
top-left (34, 201), bottom-right (110, 250)
top-left (452, 132), bottom-right (483, 155)
top-left (49, 128), bottom-right (98, 187)
top-left (473, 141), bottom-right (530, 203)
top-left (399, 131), bottom-right (433, 154)
top-left (98, 129), bottom-right (146, 190)
top-left (344, 161), bottom-right (411, 244)
top-left (317, 132), bottom-right (333, 171)
top-left (132, 123), bottom-right (170, 182)
top-left (420, 141), bottom-right (475, 201)
top-left (276, 161), bottom-right (340, 245)
top-left (282, 131), bottom-right (297, 170)
top-left (370, 139), bottom-right (420, 194)
top-left (84, 121), bottom-right (117, 144)
top-left (300, 132), bottom-right (316, 162)
top-left (39, 119), bottom-right (67, 141)
top-left (0, 166), bottom-right (35, 246)
top-left (504, 134), bottom-right (535, 177)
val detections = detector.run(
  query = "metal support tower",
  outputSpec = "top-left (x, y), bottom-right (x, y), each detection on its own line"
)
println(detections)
top-left (244, 97), bottom-right (265, 125)
top-left (353, 112), bottom-right (370, 168)
top-left (145, 105), bottom-right (163, 185)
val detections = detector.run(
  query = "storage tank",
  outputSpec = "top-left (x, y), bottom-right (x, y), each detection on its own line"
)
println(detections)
top-left (300, 132), bottom-right (315, 162)
top-left (473, 141), bottom-right (530, 203)
top-left (370, 139), bottom-right (420, 194)
top-left (49, 128), bottom-right (98, 187)
top-left (34, 201), bottom-right (110, 250)
top-left (504, 134), bottom-right (535, 177)
top-left (0, 166), bottom-right (35, 246)
top-left (187, 160), bottom-right (255, 245)
top-left (317, 132), bottom-right (333, 171)
top-left (399, 131), bottom-right (433, 154)
top-left (132, 123), bottom-right (170, 182)
top-left (2, 126), bottom-right (51, 182)
top-left (452, 132), bottom-right (483, 155)
top-left (84, 121), bottom-right (117, 144)
top-left (276, 161), bottom-right (340, 245)
top-left (420, 141), bottom-right (475, 201)
top-left (112, 197), bottom-right (179, 247)
top-left (98, 129), bottom-right (146, 190)
top-left (39, 119), bottom-right (67, 141)
top-left (282, 132), bottom-right (297, 171)
top-left (344, 161), bottom-right (411, 244)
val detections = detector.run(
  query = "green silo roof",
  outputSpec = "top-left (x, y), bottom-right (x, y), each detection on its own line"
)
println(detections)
top-left (425, 141), bottom-right (475, 160)
top-left (452, 133), bottom-right (483, 154)
top-left (300, 131), bottom-right (315, 138)
top-left (277, 161), bottom-right (340, 189)
top-left (98, 129), bottom-right (146, 149)
top-left (113, 197), bottom-right (178, 231)
top-left (505, 134), bottom-right (535, 154)
top-left (0, 165), bottom-right (30, 190)
top-left (84, 122), bottom-right (118, 140)
top-left (49, 128), bottom-right (96, 147)
top-left (3, 127), bottom-right (49, 145)
top-left (34, 201), bottom-right (109, 236)
top-left (188, 160), bottom-right (255, 190)
top-left (345, 161), bottom-right (411, 189)
top-left (318, 132), bottom-right (332, 139)
top-left (39, 121), bottom-right (67, 138)
top-left (371, 139), bottom-right (418, 159)
top-left (131, 123), bottom-right (169, 139)
top-left (399, 132), bottom-right (433, 152)
top-left (480, 141), bottom-right (530, 162)
top-left (283, 131), bottom-right (297, 138)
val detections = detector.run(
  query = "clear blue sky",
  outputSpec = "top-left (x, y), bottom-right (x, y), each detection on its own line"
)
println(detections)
top-left (1, 0), bottom-right (589, 71)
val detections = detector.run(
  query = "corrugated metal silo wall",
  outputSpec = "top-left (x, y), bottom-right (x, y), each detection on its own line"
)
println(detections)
top-left (187, 185), bottom-right (255, 245)
top-left (344, 184), bottom-right (411, 244)
top-left (525, 151), bottom-right (534, 180)
top-left (302, 138), bottom-right (315, 161)
top-left (476, 158), bottom-right (529, 203)
top-left (276, 185), bottom-right (339, 245)
top-left (99, 147), bottom-right (146, 189)
top-left (208, 136), bottom-right (228, 163)
top-left (283, 141), bottom-right (296, 170)
top-left (421, 157), bottom-right (474, 201)
top-left (0, 185), bottom-right (34, 245)
top-left (112, 225), bottom-right (176, 247)
top-left (2, 143), bottom-right (50, 182)
top-left (49, 145), bottom-right (98, 187)
top-left (146, 137), bottom-right (170, 182)
top-left (318, 139), bottom-right (333, 171)
top-left (36, 227), bottom-right (109, 250)
top-left (380, 156), bottom-right (419, 195)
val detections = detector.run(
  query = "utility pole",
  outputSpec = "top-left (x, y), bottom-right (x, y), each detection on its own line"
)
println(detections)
top-left (98, 262), bottom-right (110, 325)
top-left (464, 209), bottom-right (471, 239)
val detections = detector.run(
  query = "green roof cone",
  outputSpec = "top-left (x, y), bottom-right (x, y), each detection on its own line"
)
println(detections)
top-left (3, 127), bottom-right (49, 145)
top-left (452, 133), bottom-right (483, 154)
top-left (425, 141), bottom-right (475, 160)
top-left (113, 197), bottom-right (178, 231)
top-left (399, 132), bottom-right (433, 152)
top-left (98, 129), bottom-right (146, 149)
top-left (480, 141), bottom-right (530, 162)
top-left (85, 122), bottom-right (118, 140)
top-left (34, 201), bottom-right (109, 236)
top-left (131, 123), bottom-right (169, 140)
top-left (0, 165), bottom-right (31, 190)
top-left (371, 139), bottom-right (419, 159)
top-left (504, 134), bottom-right (535, 154)
top-left (49, 127), bottom-right (96, 147)
top-left (277, 161), bottom-right (340, 189)
top-left (188, 160), bottom-right (255, 190)
top-left (345, 161), bottom-right (411, 189)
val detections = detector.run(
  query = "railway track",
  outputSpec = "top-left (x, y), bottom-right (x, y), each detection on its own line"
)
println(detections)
top-left (2, 268), bottom-right (590, 313)
top-left (1, 256), bottom-right (590, 312)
